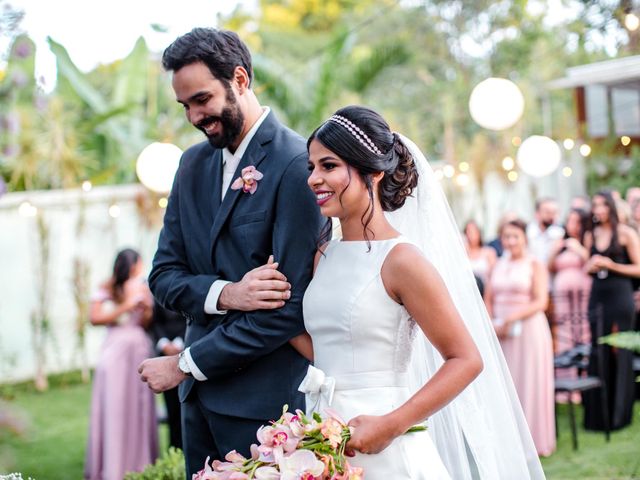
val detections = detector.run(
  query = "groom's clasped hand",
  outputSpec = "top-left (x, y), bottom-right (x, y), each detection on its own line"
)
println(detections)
top-left (217, 255), bottom-right (292, 311)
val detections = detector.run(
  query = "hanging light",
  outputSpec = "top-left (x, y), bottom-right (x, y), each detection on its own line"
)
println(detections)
top-left (621, 136), bottom-right (631, 146)
top-left (81, 180), bottom-right (92, 192)
top-left (563, 138), bottom-right (575, 150)
top-left (136, 142), bottom-right (183, 194)
top-left (158, 197), bottom-right (169, 208)
top-left (625, 12), bottom-right (640, 31)
top-left (507, 171), bottom-right (519, 182)
top-left (516, 135), bottom-right (561, 177)
top-left (562, 166), bottom-right (573, 177)
top-left (458, 161), bottom-right (470, 172)
top-left (468, 78), bottom-right (525, 131)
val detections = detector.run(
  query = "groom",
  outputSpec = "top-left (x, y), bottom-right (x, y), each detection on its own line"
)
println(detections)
top-left (137, 28), bottom-right (323, 476)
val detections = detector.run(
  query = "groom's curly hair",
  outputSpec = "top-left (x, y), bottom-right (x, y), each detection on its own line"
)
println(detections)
top-left (162, 28), bottom-right (253, 87)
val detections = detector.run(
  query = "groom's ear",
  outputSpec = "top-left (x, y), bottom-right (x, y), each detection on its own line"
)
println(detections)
top-left (232, 66), bottom-right (251, 94)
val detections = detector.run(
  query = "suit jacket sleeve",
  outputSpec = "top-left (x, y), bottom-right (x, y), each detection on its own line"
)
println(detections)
top-left (188, 153), bottom-right (322, 379)
top-left (149, 155), bottom-right (220, 322)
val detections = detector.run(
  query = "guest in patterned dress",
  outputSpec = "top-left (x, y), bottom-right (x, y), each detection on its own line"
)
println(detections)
top-left (548, 208), bottom-right (592, 403)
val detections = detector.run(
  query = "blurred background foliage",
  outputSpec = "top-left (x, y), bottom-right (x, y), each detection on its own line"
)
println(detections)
top-left (1, 0), bottom-right (639, 193)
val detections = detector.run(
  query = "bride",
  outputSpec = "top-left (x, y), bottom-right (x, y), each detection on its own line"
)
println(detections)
top-left (289, 105), bottom-right (545, 479)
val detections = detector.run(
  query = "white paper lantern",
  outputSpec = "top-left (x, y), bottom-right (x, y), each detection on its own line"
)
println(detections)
top-left (136, 142), bottom-right (183, 193)
top-left (469, 78), bottom-right (525, 131)
top-left (516, 135), bottom-right (561, 177)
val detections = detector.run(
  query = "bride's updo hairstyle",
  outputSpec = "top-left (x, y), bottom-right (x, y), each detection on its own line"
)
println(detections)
top-left (308, 105), bottom-right (418, 244)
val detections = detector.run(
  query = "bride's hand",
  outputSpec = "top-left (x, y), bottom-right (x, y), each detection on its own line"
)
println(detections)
top-left (345, 414), bottom-right (397, 455)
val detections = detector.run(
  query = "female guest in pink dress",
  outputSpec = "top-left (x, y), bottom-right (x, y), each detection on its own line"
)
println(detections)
top-left (84, 249), bottom-right (158, 480)
top-left (485, 219), bottom-right (556, 456)
top-left (548, 208), bottom-right (592, 402)
top-left (463, 220), bottom-right (497, 289)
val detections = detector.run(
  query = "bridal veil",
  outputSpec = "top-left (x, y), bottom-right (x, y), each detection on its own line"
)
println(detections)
top-left (384, 135), bottom-right (545, 479)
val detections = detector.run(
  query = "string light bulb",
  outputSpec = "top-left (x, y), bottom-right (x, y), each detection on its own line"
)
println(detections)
top-left (579, 144), bottom-right (592, 157)
top-left (108, 204), bottom-right (121, 218)
top-left (502, 156), bottom-right (515, 171)
top-left (443, 165), bottom-right (455, 178)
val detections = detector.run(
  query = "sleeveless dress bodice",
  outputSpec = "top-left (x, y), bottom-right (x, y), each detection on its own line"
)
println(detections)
top-left (304, 239), bottom-right (417, 378)
top-left (301, 238), bottom-right (451, 479)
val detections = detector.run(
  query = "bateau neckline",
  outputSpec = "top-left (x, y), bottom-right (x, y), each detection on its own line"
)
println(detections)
top-left (337, 236), bottom-right (404, 243)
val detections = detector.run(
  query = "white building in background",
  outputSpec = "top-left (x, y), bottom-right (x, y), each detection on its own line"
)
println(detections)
top-left (0, 184), bottom-right (162, 383)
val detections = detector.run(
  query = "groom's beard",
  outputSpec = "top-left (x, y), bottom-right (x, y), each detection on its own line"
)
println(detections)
top-left (197, 97), bottom-right (245, 150)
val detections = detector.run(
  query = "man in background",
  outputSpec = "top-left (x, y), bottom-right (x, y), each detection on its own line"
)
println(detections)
top-left (527, 197), bottom-right (564, 264)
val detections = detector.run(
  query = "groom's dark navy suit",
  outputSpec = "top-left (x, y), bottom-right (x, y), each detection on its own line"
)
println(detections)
top-left (149, 111), bottom-right (323, 468)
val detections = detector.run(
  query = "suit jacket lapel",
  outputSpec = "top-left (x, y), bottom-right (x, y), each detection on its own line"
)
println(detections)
top-left (209, 113), bottom-right (277, 257)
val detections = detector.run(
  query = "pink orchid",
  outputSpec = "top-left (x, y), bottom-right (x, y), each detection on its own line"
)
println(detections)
top-left (230, 166), bottom-right (264, 194)
top-left (192, 457), bottom-right (238, 480)
top-left (254, 466), bottom-right (281, 480)
top-left (283, 411), bottom-right (306, 438)
top-left (210, 450), bottom-right (246, 473)
top-left (257, 424), bottom-right (300, 462)
top-left (278, 450), bottom-right (325, 480)
top-left (192, 456), bottom-right (214, 480)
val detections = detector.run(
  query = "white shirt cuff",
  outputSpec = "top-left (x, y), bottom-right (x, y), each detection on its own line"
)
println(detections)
top-left (183, 347), bottom-right (207, 381)
top-left (204, 280), bottom-right (232, 314)
top-left (156, 337), bottom-right (171, 352)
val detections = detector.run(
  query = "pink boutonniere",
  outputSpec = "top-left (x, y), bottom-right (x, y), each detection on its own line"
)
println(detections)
top-left (231, 165), bottom-right (264, 195)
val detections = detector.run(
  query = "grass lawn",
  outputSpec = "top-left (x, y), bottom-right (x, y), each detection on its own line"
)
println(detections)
top-left (1, 372), bottom-right (169, 480)
top-left (541, 402), bottom-right (640, 479)
top-left (1, 374), bottom-right (638, 479)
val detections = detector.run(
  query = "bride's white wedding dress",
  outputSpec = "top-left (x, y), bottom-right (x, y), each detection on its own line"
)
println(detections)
top-left (300, 236), bottom-right (452, 479)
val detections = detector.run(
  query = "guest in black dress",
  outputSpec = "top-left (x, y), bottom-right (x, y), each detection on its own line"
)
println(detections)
top-left (584, 190), bottom-right (640, 431)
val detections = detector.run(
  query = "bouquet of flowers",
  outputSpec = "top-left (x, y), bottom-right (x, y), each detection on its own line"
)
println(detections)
top-left (193, 405), bottom-right (362, 480)
top-left (194, 405), bottom-right (427, 480)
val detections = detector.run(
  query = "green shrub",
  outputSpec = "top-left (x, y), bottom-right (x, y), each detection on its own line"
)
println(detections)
top-left (124, 447), bottom-right (185, 480)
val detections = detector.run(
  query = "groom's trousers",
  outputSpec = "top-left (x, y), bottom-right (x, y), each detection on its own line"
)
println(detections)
top-left (181, 393), bottom-right (268, 477)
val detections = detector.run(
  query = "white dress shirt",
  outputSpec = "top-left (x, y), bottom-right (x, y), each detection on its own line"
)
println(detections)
top-left (526, 222), bottom-right (565, 264)
top-left (184, 107), bottom-right (271, 381)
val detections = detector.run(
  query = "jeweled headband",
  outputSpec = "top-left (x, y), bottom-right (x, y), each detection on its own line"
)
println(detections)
top-left (327, 114), bottom-right (383, 155)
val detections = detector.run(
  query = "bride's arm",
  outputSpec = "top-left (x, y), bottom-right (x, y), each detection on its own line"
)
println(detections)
top-left (346, 243), bottom-right (483, 455)
top-left (287, 247), bottom-right (326, 362)
top-left (289, 333), bottom-right (313, 361)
